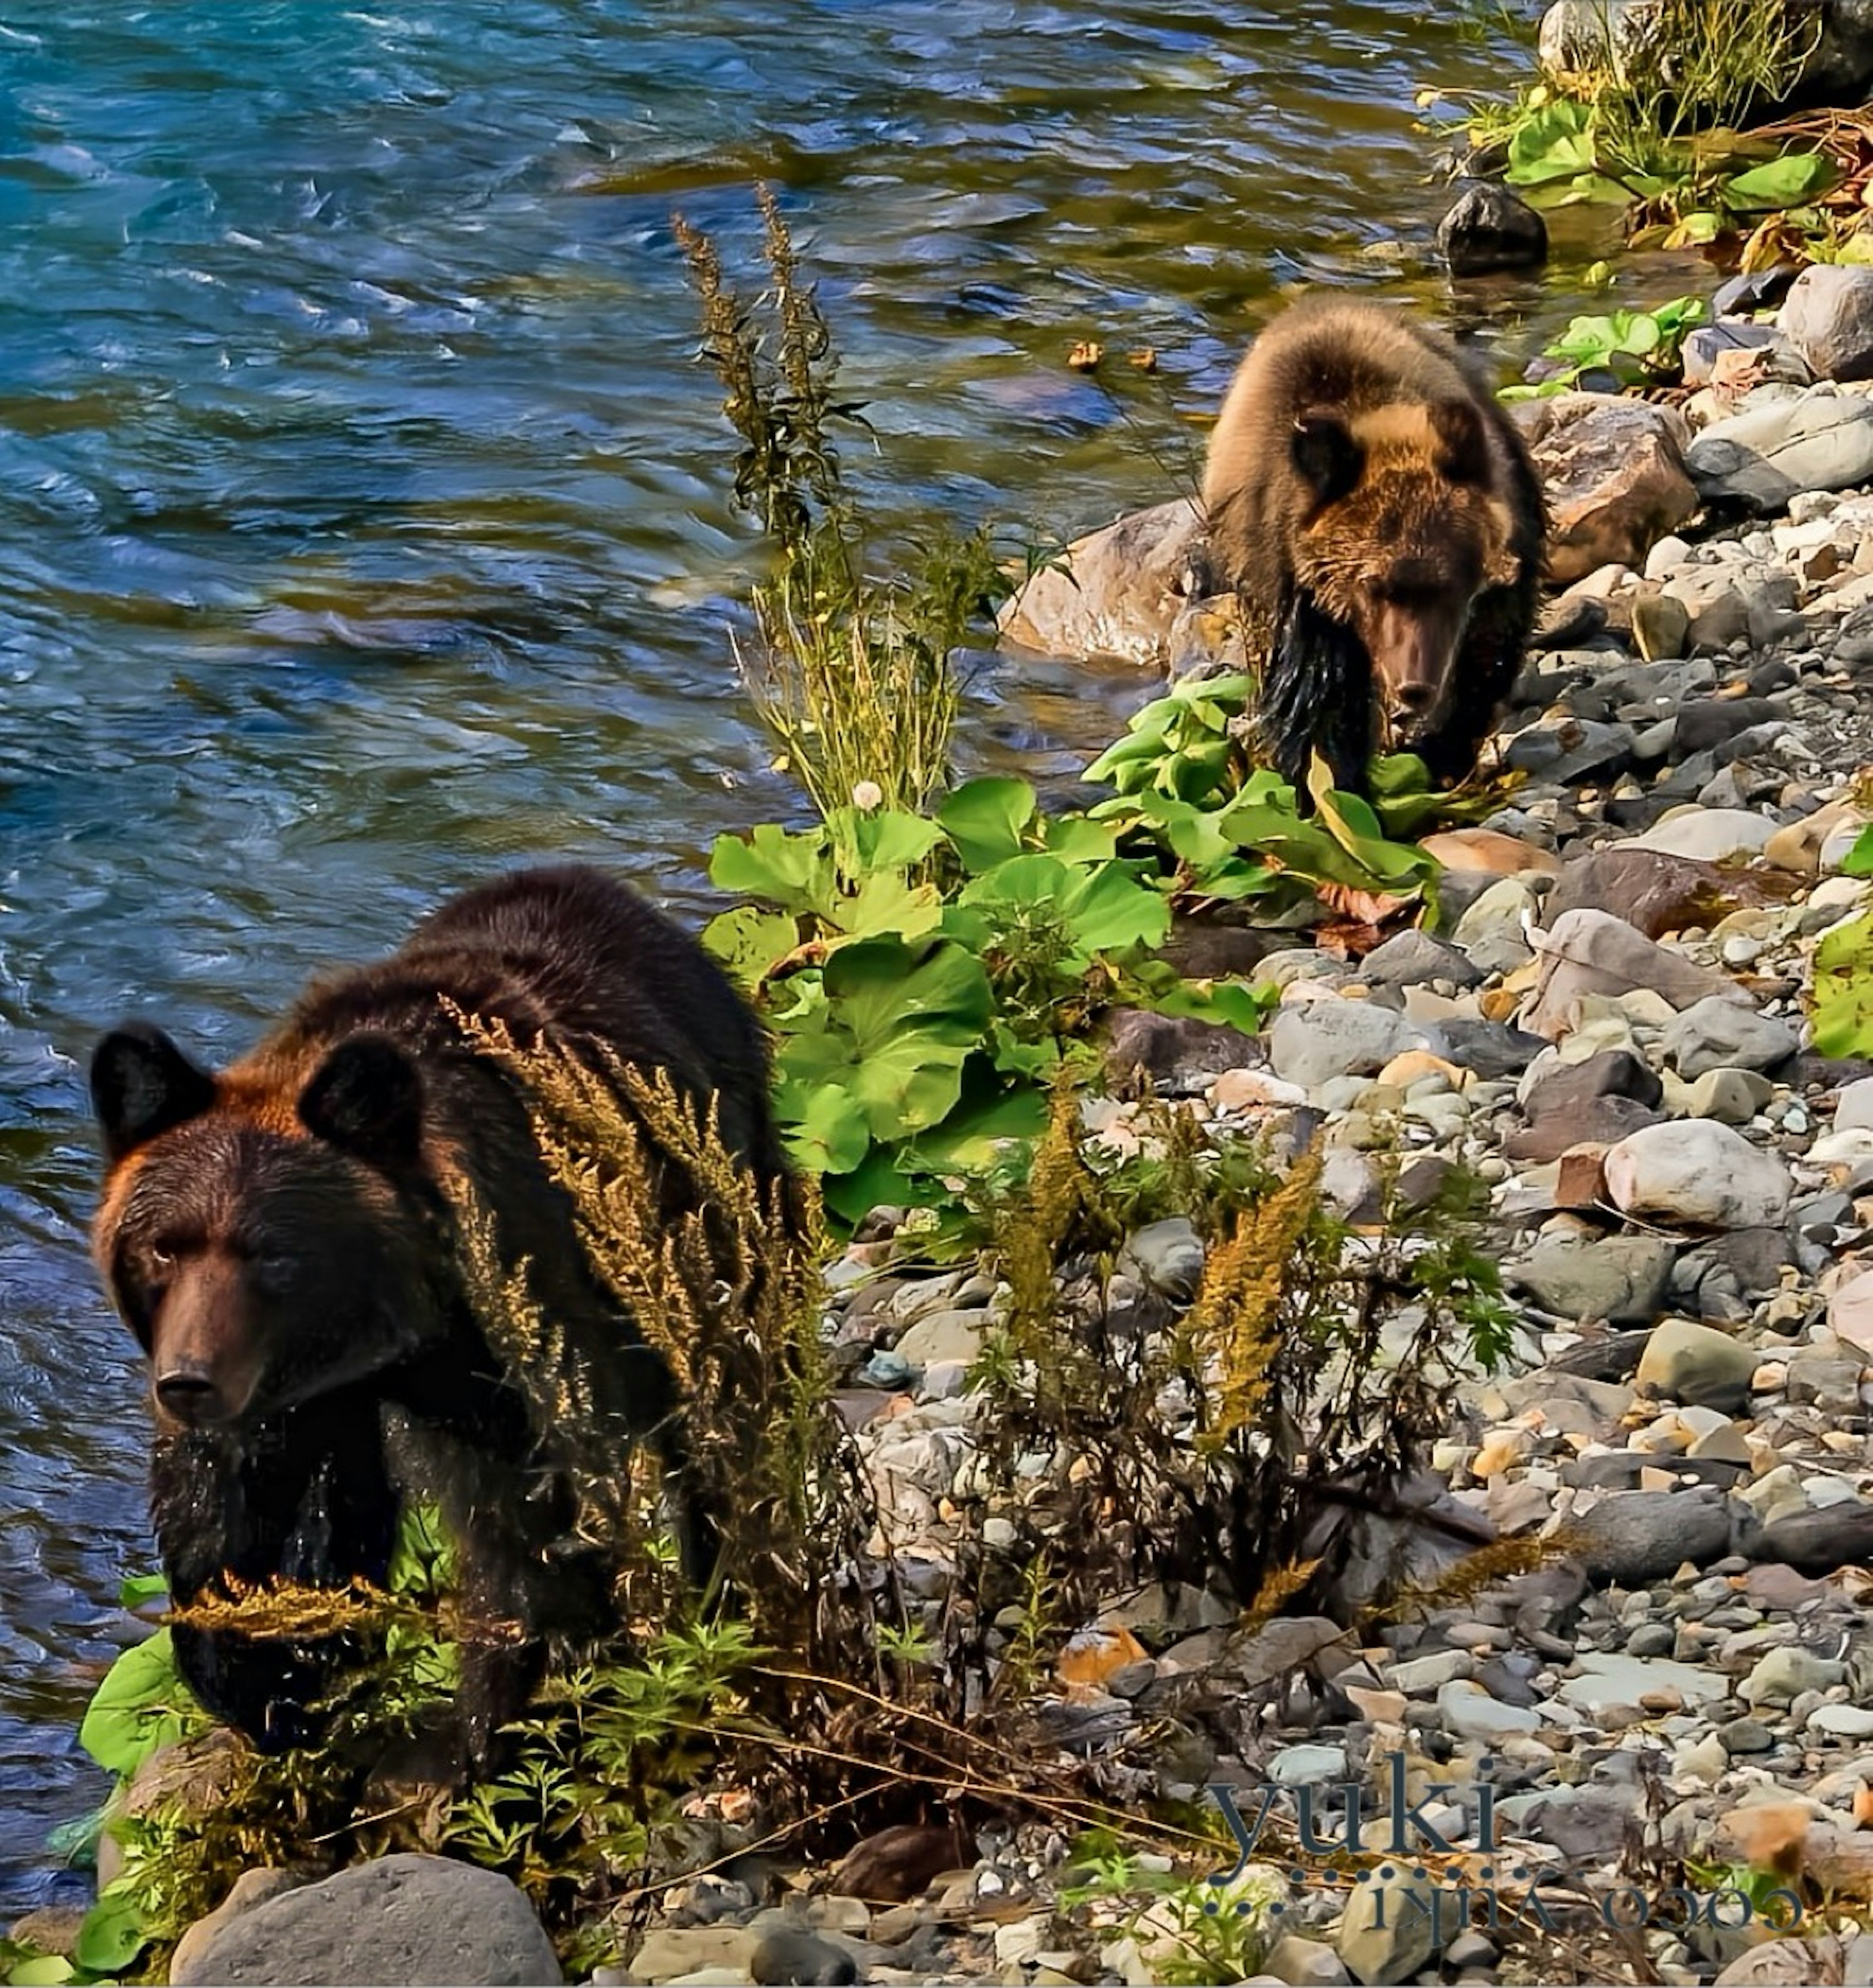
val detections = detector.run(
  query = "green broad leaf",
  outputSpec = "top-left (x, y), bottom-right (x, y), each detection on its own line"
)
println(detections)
top-left (1616, 312), bottom-right (1661, 357)
top-left (840, 870), bottom-right (945, 941)
top-left (775, 1079), bottom-right (872, 1174)
top-left (118, 1573), bottom-right (168, 1610)
top-left (985, 1030), bottom-right (1064, 1081)
top-left (1042, 814), bottom-right (1120, 864)
top-left (820, 1147), bottom-right (931, 1227)
top-left (7, 1958), bottom-right (75, 1986)
top-left (1168, 670), bottom-right (1256, 706)
top-left (1722, 151), bottom-right (1840, 209)
top-left (1144, 976), bottom-right (1274, 1035)
top-left (819, 937), bottom-right (995, 1138)
top-left (1840, 823), bottom-right (1873, 878)
top-left (1056, 861), bottom-right (1171, 958)
top-left (709, 822), bottom-right (834, 915)
top-left (1810, 909), bottom-right (1873, 1058)
top-left (75, 1889), bottom-right (149, 1975)
top-left (1083, 732), bottom-right (1161, 784)
top-left (1166, 737), bottom-right (1232, 803)
top-left (936, 777), bottom-right (1037, 873)
top-left (388, 1502), bottom-right (456, 1594)
top-left (1503, 99), bottom-right (1597, 185)
top-left (1666, 211), bottom-right (1724, 246)
top-left (1307, 757), bottom-right (1437, 888)
top-left (1839, 231), bottom-right (1873, 266)
top-left (79, 1630), bottom-right (199, 1779)
top-left (702, 905), bottom-right (802, 991)
top-left (835, 807), bottom-right (947, 877)
top-left (909, 1081), bottom-right (1051, 1170)
top-left (1367, 754), bottom-right (1434, 799)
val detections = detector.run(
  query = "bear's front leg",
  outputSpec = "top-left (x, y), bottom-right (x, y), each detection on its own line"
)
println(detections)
top-left (153, 1403), bottom-right (398, 1752)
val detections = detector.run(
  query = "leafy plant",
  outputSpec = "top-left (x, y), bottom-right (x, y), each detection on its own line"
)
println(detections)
top-left (1500, 293), bottom-right (1707, 399)
top-left (1085, 673), bottom-right (1507, 912)
top-left (676, 186), bottom-right (1005, 828)
top-left (703, 776), bottom-right (1265, 1223)
top-left (1439, 0), bottom-right (1838, 255)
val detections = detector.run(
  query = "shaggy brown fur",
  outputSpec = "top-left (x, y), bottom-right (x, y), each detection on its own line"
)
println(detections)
top-left (90, 866), bottom-right (789, 1763)
top-left (1202, 297), bottom-right (1545, 797)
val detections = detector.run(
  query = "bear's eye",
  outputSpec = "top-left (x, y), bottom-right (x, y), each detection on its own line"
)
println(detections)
top-left (146, 1244), bottom-right (174, 1277)
top-left (252, 1251), bottom-right (296, 1295)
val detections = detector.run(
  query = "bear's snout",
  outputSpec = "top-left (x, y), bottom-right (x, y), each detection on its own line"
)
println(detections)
top-left (148, 1252), bottom-right (265, 1427)
top-left (153, 1360), bottom-right (226, 1426)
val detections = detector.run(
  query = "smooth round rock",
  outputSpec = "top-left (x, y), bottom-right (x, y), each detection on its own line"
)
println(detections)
top-left (1604, 1121), bottom-right (1792, 1230)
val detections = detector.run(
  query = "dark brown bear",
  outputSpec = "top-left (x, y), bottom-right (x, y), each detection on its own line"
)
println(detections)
top-left (90, 865), bottom-right (789, 1761)
top-left (1202, 296), bottom-right (1545, 798)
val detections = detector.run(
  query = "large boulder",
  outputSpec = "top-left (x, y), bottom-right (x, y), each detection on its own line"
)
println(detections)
top-left (1512, 394), bottom-right (1697, 585)
top-left (996, 497), bottom-right (1208, 665)
top-left (167, 1854), bottom-right (562, 1987)
top-left (1778, 264), bottom-right (1873, 382)
top-left (1685, 386), bottom-right (1873, 513)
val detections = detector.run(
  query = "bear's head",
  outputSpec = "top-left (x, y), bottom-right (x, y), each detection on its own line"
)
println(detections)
top-left (90, 1024), bottom-right (441, 1430)
top-left (1289, 397), bottom-right (1521, 751)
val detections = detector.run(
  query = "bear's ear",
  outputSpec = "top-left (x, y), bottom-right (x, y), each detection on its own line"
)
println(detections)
top-left (92, 1024), bottom-right (218, 1166)
top-left (298, 1035), bottom-right (424, 1166)
top-left (1432, 399), bottom-right (1492, 487)
top-left (1291, 409), bottom-right (1362, 509)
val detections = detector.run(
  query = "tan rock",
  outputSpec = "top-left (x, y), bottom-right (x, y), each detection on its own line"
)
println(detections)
top-left (997, 497), bottom-right (1205, 664)
top-left (1513, 392), bottom-right (1698, 586)
top-left (1419, 828), bottom-right (1562, 878)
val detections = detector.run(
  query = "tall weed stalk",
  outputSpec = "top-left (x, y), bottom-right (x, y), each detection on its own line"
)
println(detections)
top-left (676, 187), bottom-right (1000, 837)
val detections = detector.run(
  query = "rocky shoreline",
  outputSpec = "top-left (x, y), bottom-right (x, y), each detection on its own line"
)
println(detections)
top-left (110, 385), bottom-right (1873, 1988)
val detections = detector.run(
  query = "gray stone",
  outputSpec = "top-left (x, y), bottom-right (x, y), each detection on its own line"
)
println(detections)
top-left (894, 1308), bottom-right (984, 1370)
top-left (1507, 1236), bottom-right (1675, 1324)
top-left (1686, 1067), bottom-right (1775, 1125)
top-left (1634, 809), bottom-right (1776, 864)
top-left (751, 1927), bottom-right (859, 1987)
top-left (1436, 179), bottom-right (1547, 275)
top-left (1436, 1679), bottom-right (1543, 1741)
top-left (1660, 567), bottom-right (1753, 652)
top-left (1631, 591), bottom-right (1691, 660)
top-left (1359, 927), bottom-right (1483, 990)
top-left (1686, 388), bottom-right (1873, 513)
top-left (1682, 319), bottom-right (1809, 388)
top-left (1264, 1933), bottom-right (1353, 1988)
top-left (1661, 996), bottom-right (1800, 1079)
top-left (1266, 1001), bottom-right (1433, 1092)
top-left (1741, 1645), bottom-right (1846, 1707)
top-left (1779, 265), bottom-right (1873, 382)
top-left (168, 1855), bottom-right (562, 1987)
top-left (1555, 1650), bottom-right (1729, 1716)
top-left (168, 1872), bottom-right (312, 1988)
top-left (1605, 1120), bottom-right (1791, 1229)
top-left (1637, 1318), bottom-right (1763, 1412)
top-left (1523, 909), bottom-right (1738, 1036)
top-left (996, 497), bottom-right (1204, 664)
top-left (1119, 1218), bottom-right (1206, 1301)
top-left (1570, 1487), bottom-right (1739, 1583)
top-left (1452, 876), bottom-right (1542, 976)
top-left (1335, 1863), bottom-right (1441, 1987)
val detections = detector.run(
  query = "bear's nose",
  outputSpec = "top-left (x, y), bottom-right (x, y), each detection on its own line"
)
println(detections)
top-left (1393, 679), bottom-right (1438, 714)
top-left (154, 1364), bottom-right (224, 1425)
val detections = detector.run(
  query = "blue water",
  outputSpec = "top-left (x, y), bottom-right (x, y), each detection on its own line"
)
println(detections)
top-left (0, 0), bottom-right (1576, 1902)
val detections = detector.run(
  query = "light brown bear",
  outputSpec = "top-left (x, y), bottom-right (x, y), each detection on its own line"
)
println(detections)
top-left (1202, 297), bottom-right (1545, 799)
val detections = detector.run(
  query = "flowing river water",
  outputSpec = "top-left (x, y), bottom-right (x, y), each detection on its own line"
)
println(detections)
top-left (0, 0), bottom-right (1603, 1897)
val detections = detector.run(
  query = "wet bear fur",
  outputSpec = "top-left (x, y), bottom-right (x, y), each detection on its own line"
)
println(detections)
top-left (89, 864), bottom-right (789, 1761)
top-left (1201, 296), bottom-right (1545, 798)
